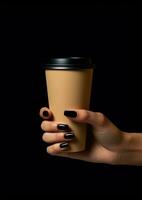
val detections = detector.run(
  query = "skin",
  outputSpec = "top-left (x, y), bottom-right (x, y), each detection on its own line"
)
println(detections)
top-left (40, 107), bottom-right (142, 166)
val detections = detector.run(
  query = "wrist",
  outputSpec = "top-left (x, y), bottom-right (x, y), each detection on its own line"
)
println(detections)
top-left (113, 132), bottom-right (142, 165)
top-left (121, 132), bottom-right (142, 151)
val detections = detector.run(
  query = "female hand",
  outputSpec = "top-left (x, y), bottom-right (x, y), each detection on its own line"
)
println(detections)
top-left (39, 107), bottom-right (126, 164)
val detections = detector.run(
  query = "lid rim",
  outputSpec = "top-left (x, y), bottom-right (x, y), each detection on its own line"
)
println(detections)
top-left (43, 65), bottom-right (94, 70)
top-left (41, 57), bottom-right (95, 69)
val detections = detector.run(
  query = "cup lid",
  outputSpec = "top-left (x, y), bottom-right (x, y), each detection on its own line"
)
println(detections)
top-left (42, 57), bottom-right (94, 70)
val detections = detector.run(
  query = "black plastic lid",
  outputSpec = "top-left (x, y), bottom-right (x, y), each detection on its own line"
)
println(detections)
top-left (43, 57), bottom-right (94, 70)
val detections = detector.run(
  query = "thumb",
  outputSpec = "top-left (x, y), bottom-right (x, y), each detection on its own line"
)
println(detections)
top-left (64, 109), bottom-right (124, 150)
top-left (64, 109), bottom-right (108, 127)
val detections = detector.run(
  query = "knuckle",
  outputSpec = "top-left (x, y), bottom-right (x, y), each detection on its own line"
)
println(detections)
top-left (80, 110), bottom-right (90, 121)
top-left (41, 121), bottom-right (54, 131)
top-left (96, 112), bottom-right (106, 126)
top-left (48, 145), bottom-right (58, 154)
top-left (42, 132), bottom-right (64, 143)
top-left (47, 146), bottom-right (53, 154)
top-left (41, 121), bottom-right (47, 130)
top-left (42, 133), bottom-right (50, 142)
top-left (42, 133), bottom-right (47, 141)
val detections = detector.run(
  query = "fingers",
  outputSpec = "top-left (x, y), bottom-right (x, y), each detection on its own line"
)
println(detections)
top-left (40, 107), bottom-right (108, 128)
top-left (40, 107), bottom-right (74, 155)
top-left (42, 132), bottom-right (75, 143)
top-left (64, 109), bottom-right (109, 127)
top-left (41, 121), bottom-right (71, 132)
top-left (47, 142), bottom-right (69, 154)
top-left (39, 107), bottom-right (53, 120)
top-left (43, 132), bottom-right (75, 154)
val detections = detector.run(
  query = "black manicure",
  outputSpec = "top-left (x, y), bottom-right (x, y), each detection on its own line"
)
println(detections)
top-left (64, 132), bottom-right (75, 139)
top-left (60, 142), bottom-right (69, 149)
top-left (57, 124), bottom-right (70, 130)
top-left (43, 110), bottom-right (49, 117)
top-left (64, 110), bottom-right (77, 118)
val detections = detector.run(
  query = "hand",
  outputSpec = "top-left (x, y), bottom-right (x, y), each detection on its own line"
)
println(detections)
top-left (39, 107), bottom-right (126, 165)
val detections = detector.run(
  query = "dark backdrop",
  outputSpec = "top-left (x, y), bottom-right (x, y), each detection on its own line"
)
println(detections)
top-left (1, 4), bottom-right (140, 196)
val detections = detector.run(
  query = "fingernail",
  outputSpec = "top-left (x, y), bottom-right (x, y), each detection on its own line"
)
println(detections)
top-left (60, 142), bottom-right (69, 149)
top-left (43, 110), bottom-right (49, 117)
top-left (64, 110), bottom-right (77, 118)
top-left (57, 124), bottom-right (70, 130)
top-left (64, 132), bottom-right (75, 140)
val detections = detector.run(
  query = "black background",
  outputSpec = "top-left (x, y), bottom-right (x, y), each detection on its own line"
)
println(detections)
top-left (0, 4), bottom-right (140, 196)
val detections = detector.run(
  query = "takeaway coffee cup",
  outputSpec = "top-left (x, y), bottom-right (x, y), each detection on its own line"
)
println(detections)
top-left (42, 57), bottom-right (94, 152)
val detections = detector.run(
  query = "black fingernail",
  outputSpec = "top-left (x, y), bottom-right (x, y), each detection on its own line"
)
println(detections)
top-left (57, 124), bottom-right (70, 130)
top-left (60, 142), bottom-right (69, 149)
top-left (43, 111), bottom-right (49, 117)
top-left (64, 110), bottom-right (77, 118)
top-left (64, 132), bottom-right (75, 139)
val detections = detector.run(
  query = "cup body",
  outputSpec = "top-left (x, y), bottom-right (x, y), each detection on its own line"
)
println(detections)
top-left (44, 57), bottom-right (94, 152)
